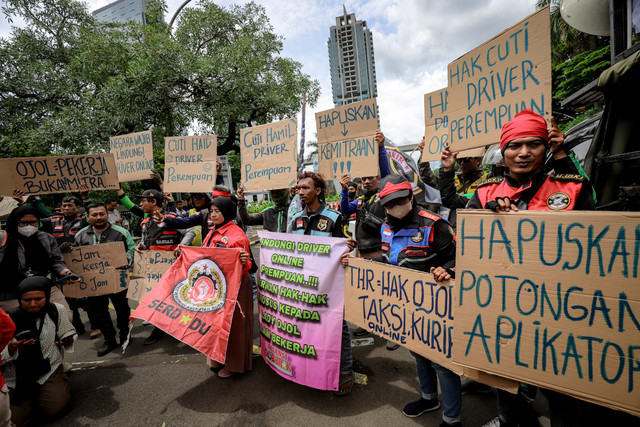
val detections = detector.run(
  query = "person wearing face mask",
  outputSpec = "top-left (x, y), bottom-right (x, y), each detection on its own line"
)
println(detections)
top-left (201, 197), bottom-right (252, 379)
top-left (343, 174), bottom-right (459, 426)
top-left (0, 206), bottom-right (76, 318)
top-left (236, 185), bottom-right (290, 233)
top-left (2, 277), bottom-right (76, 426)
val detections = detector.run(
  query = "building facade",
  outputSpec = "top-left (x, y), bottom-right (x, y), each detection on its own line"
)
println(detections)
top-left (328, 7), bottom-right (378, 107)
top-left (93, 0), bottom-right (160, 24)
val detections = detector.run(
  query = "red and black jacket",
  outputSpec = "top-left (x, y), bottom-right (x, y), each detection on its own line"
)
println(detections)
top-left (141, 212), bottom-right (183, 250)
top-left (40, 213), bottom-right (88, 245)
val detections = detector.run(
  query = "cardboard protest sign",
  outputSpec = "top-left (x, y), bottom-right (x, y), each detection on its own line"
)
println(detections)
top-left (421, 7), bottom-right (551, 161)
top-left (258, 231), bottom-right (348, 391)
top-left (0, 197), bottom-right (18, 218)
top-left (240, 119), bottom-right (298, 192)
top-left (109, 130), bottom-right (154, 181)
top-left (63, 242), bottom-right (129, 298)
top-left (0, 154), bottom-right (119, 195)
top-left (127, 250), bottom-right (177, 302)
top-left (454, 210), bottom-right (640, 416)
top-left (315, 98), bottom-right (379, 180)
top-left (345, 258), bottom-right (462, 375)
top-left (132, 247), bottom-right (243, 362)
top-left (164, 135), bottom-right (217, 192)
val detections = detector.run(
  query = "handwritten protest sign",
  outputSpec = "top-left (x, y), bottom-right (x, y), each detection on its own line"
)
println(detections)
top-left (422, 7), bottom-right (551, 161)
top-left (345, 258), bottom-right (462, 374)
top-left (240, 119), bottom-right (298, 192)
top-left (0, 154), bottom-right (119, 195)
top-left (316, 98), bottom-right (379, 179)
top-left (454, 210), bottom-right (640, 416)
top-left (127, 250), bottom-right (177, 302)
top-left (0, 197), bottom-right (18, 218)
top-left (164, 135), bottom-right (217, 192)
top-left (63, 242), bottom-right (129, 298)
top-left (109, 130), bottom-right (154, 181)
top-left (258, 231), bottom-right (348, 391)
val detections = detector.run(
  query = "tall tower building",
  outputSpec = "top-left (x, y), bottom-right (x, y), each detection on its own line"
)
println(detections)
top-left (328, 7), bottom-right (378, 107)
top-left (93, 0), bottom-right (161, 24)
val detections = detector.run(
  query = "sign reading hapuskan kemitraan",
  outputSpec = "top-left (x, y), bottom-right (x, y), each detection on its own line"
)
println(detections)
top-left (345, 258), bottom-right (462, 375)
top-left (109, 130), bottom-right (154, 181)
top-left (63, 242), bottom-right (129, 298)
top-left (0, 154), bottom-right (120, 195)
top-left (258, 231), bottom-right (348, 391)
top-left (421, 7), bottom-right (551, 161)
top-left (128, 250), bottom-right (177, 302)
top-left (240, 119), bottom-right (298, 192)
top-left (454, 210), bottom-right (640, 416)
top-left (164, 135), bottom-right (217, 192)
top-left (315, 98), bottom-right (379, 180)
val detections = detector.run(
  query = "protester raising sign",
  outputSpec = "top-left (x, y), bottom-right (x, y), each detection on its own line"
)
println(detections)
top-left (258, 231), bottom-right (348, 391)
top-left (454, 210), bottom-right (640, 416)
top-left (109, 130), bottom-right (154, 182)
top-left (63, 242), bottom-right (129, 298)
top-left (345, 258), bottom-right (462, 374)
top-left (315, 98), bottom-right (379, 180)
top-left (0, 154), bottom-right (119, 195)
top-left (240, 119), bottom-right (298, 192)
top-left (422, 6), bottom-right (551, 161)
top-left (132, 246), bottom-right (243, 363)
top-left (127, 250), bottom-right (177, 302)
top-left (164, 135), bottom-right (217, 193)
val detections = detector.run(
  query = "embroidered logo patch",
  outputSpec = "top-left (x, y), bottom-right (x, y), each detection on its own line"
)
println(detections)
top-left (547, 192), bottom-right (571, 210)
top-left (411, 230), bottom-right (424, 243)
top-left (317, 218), bottom-right (328, 231)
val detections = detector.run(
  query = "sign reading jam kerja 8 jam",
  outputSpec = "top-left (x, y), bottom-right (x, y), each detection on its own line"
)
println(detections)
top-left (453, 210), bottom-right (640, 417)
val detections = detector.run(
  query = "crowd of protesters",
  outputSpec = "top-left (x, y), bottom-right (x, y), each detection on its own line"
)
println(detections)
top-left (0, 110), bottom-right (636, 426)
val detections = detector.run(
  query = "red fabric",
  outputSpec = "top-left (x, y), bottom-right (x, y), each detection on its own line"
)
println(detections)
top-left (132, 246), bottom-right (243, 363)
top-left (211, 190), bottom-right (231, 198)
top-left (0, 309), bottom-right (16, 389)
top-left (477, 176), bottom-right (582, 210)
top-left (499, 109), bottom-right (549, 151)
top-left (379, 181), bottom-right (413, 199)
top-left (202, 222), bottom-right (251, 275)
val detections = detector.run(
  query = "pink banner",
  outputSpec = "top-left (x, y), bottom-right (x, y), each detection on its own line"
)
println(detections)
top-left (258, 231), bottom-right (348, 391)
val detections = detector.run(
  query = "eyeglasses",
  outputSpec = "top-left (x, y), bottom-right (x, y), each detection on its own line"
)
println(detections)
top-left (456, 158), bottom-right (474, 164)
top-left (18, 220), bottom-right (39, 227)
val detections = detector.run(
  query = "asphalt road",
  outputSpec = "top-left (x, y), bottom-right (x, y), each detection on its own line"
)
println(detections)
top-left (46, 300), bottom-right (553, 427)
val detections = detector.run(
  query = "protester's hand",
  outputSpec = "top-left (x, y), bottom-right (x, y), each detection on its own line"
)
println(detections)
top-left (441, 144), bottom-right (458, 171)
top-left (8, 337), bottom-right (36, 355)
top-left (163, 192), bottom-right (173, 203)
top-left (135, 243), bottom-right (147, 253)
top-left (79, 183), bottom-right (90, 200)
top-left (375, 130), bottom-right (385, 147)
top-left (346, 238), bottom-right (358, 251)
top-left (418, 136), bottom-right (425, 154)
top-left (548, 117), bottom-right (567, 159)
top-left (56, 336), bottom-right (75, 348)
top-left (239, 250), bottom-right (249, 265)
top-left (491, 197), bottom-right (519, 212)
top-left (152, 211), bottom-right (165, 223)
top-left (150, 168), bottom-right (163, 189)
top-left (59, 269), bottom-right (80, 282)
top-left (339, 174), bottom-right (351, 190)
top-left (341, 252), bottom-right (353, 268)
top-left (430, 266), bottom-right (451, 282)
top-left (58, 242), bottom-right (73, 254)
top-left (12, 189), bottom-right (26, 205)
top-left (173, 246), bottom-right (183, 258)
top-left (216, 158), bottom-right (222, 174)
top-left (237, 185), bottom-right (245, 200)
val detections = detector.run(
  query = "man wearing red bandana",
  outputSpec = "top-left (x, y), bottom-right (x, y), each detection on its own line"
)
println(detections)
top-left (470, 110), bottom-right (601, 427)
top-left (467, 109), bottom-right (595, 212)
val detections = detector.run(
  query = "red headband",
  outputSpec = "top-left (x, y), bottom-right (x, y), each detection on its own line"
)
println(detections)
top-left (379, 181), bottom-right (412, 199)
top-left (211, 190), bottom-right (230, 198)
top-left (500, 109), bottom-right (549, 151)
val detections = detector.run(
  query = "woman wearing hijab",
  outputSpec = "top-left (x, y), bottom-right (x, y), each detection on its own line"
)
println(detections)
top-left (1, 277), bottom-right (76, 425)
top-left (0, 206), bottom-right (75, 318)
top-left (202, 197), bottom-right (252, 379)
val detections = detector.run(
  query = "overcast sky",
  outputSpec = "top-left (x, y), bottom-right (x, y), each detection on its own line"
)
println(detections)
top-left (0, 0), bottom-right (539, 147)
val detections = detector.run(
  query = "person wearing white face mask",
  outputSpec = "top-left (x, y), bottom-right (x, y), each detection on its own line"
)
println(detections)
top-left (0, 206), bottom-right (77, 317)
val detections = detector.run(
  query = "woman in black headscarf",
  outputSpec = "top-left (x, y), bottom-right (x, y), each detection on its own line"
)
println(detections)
top-left (2, 276), bottom-right (75, 425)
top-left (202, 197), bottom-right (252, 379)
top-left (0, 205), bottom-right (74, 316)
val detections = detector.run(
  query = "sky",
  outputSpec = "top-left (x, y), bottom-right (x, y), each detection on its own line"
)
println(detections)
top-left (0, 0), bottom-right (539, 148)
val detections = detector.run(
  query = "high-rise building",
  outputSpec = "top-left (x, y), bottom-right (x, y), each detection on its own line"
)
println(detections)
top-left (93, 0), bottom-right (161, 24)
top-left (328, 7), bottom-right (378, 107)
